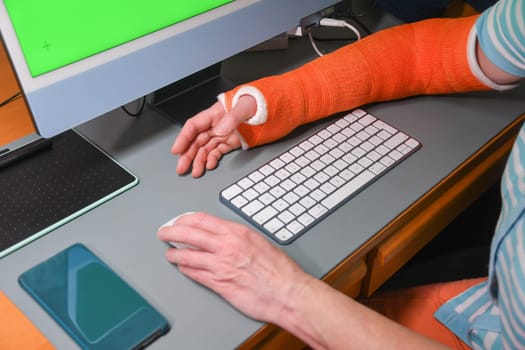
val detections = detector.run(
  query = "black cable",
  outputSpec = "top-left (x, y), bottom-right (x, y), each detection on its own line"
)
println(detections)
top-left (0, 92), bottom-right (22, 108)
top-left (121, 96), bottom-right (146, 117)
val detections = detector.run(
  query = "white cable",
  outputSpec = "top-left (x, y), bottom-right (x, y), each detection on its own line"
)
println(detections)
top-left (308, 32), bottom-right (324, 57)
top-left (309, 17), bottom-right (362, 57)
top-left (343, 22), bottom-right (362, 40)
top-left (320, 18), bottom-right (362, 40)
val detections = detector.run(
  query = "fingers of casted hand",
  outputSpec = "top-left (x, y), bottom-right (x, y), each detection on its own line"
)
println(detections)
top-left (176, 127), bottom-right (218, 176)
top-left (176, 136), bottom-right (210, 174)
top-left (189, 148), bottom-right (209, 177)
top-left (205, 148), bottom-right (224, 170)
top-left (202, 136), bottom-right (238, 169)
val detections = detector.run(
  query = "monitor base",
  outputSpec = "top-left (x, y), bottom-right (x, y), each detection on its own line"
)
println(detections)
top-left (151, 63), bottom-right (236, 126)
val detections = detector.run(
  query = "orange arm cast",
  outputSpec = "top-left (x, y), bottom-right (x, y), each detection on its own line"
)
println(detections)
top-left (223, 15), bottom-right (491, 148)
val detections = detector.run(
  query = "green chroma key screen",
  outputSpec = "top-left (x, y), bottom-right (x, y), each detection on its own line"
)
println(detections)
top-left (4, 0), bottom-right (233, 77)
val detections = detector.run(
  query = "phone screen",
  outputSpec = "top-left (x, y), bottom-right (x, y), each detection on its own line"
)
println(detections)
top-left (19, 244), bottom-right (170, 349)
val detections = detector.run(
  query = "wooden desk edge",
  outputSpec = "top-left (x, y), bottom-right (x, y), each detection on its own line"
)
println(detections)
top-left (238, 112), bottom-right (525, 349)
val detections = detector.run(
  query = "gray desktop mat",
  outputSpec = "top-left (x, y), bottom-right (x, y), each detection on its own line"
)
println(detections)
top-left (0, 130), bottom-right (138, 258)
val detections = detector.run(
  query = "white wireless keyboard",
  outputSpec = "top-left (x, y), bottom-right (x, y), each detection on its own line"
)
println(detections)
top-left (220, 109), bottom-right (421, 244)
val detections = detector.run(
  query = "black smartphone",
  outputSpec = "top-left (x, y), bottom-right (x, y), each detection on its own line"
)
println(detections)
top-left (19, 243), bottom-right (170, 349)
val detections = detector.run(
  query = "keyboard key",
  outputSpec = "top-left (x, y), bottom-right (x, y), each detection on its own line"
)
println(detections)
top-left (310, 189), bottom-right (327, 201)
top-left (243, 188), bottom-right (259, 201)
top-left (285, 162), bottom-right (300, 174)
top-left (264, 218), bottom-right (284, 233)
top-left (299, 195), bottom-right (316, 209)
top-left (289, 146), bottom-right (304, 157)
top-left (309, 134), bottom-right (323, 145)
top-left (275, 228), bottom-right (294, 241)
top-left (369, 162), bottom-right (386, 175)
top-left (254, 182), bottom-right (270, 193)
top-left (352, 108), bottom-right (367, 117)
top-left (309, 204), bottom-right (328, 218)
top-left (270, 186), bottom-right (286, 198)
top-left (283, 192), bottom-right (300, 205)
top-left (287, 220), bottom-right (304, 234)
top-left (321, 170), bottom-right (375, 209)
top-left (280, 152), bottom-right (295, 163)
top-left (242, 200), bottom-right (264, 216)
top-left (249, 170), bottom-right (264, 183)
top-left (299, 140), bottom-right (314, 151)
top-left (221, 184), bottom-right (242, 200)
top-left (293, 184), bottom-right (310, 197)
top-left (253, 206), bottom-right (278, 225)
top-left (238, 177), bottom-right (254, 189)
top-left (335, 119), bottom-right (349, 128)
top-left (259, 164), bottom-right (274, 176)
top-left (298, 213), bottom-right (315, 226)
top-left (385, 133), bottom-right (408, 149)
top-left (275, 168), bottom-right (291, 180)
top-left (280, 179), bottom-right (296, 191)
top-left (406, 138), bottom-right (419, 148)
top-left (359, 113), bottom-right (376, 126)
top-left (269, 158), bottom-right (285, 170)
top-left (318, 130), bottom-right (332, 139)
top-left (304, 178), bottom-right (320, 190)
top-left (289, 203), bottom-right (306, 216)
top-left (259, 192), bottom-right (275, 205)
top-left (231, 195), bottom-right (248, 208)
top-left (272, 198), bottom-right (288, 211)
top-left (265, 175), bottom-right (279, 186)
top-left (290, 173), bottom-right (306, 184)
top-left (278, 210), bottom-right (295, 224)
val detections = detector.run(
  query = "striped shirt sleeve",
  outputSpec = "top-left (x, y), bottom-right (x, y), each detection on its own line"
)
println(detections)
top-left (475, 0), bottom-right (525, 77)
top-left (492, 128), bottom-right (525, 349)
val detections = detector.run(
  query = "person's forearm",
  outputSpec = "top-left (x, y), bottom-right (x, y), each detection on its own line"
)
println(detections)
top-left (476, 42), bottom-right (521, 85)
top-left (278, 277), bottom-right (448, 350)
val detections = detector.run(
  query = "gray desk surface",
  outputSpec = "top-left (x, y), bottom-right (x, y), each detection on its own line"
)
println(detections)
top-left (2, 12), bottom-right (525, 350)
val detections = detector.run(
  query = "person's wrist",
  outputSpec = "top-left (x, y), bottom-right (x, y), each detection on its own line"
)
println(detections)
top-left (273, 271), bottom-right (316, 328)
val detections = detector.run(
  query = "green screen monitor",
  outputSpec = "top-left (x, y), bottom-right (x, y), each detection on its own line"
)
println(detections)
top-left (0, 0), bottom-right (339, 137)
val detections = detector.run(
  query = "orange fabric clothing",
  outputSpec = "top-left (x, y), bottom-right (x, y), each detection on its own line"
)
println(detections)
top-left (0, 291), bottom-right (55, 350)
top-left (222, 15), bottom-right (490, 148)
top-left (360, 277), bottom-right (487, 349)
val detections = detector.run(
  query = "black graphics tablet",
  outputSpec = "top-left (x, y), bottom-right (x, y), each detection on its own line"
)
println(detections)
top-left (0, 130), bottom-right (138, 258)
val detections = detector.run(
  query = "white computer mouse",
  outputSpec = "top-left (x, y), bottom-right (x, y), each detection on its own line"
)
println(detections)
top-left (159, 212), bottom-right (198, 249)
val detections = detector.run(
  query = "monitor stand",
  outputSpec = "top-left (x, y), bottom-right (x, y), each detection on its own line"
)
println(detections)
top-left (151, 63), bottom-right (236, 126)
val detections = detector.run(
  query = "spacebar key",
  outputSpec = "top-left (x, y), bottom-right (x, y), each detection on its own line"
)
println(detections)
top-left (321, 170), bottom-right (375, 209)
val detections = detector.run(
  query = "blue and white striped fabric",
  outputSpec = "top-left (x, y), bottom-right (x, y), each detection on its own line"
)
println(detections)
top-left (476, 0), bottom-right (525, 77)
top-left (435, 0), bottom-right (525, 348)
top-left (435, 126), bottom-right (525, 348)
